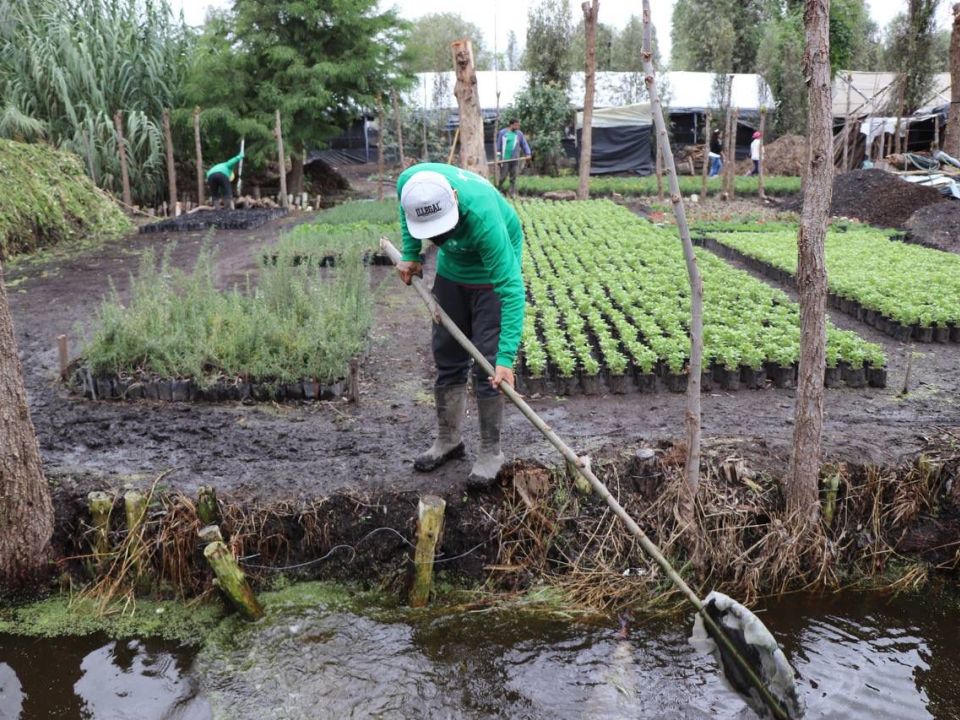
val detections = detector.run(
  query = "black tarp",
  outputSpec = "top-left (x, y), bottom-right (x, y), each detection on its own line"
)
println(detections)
top-left (575, 125), bottom-right (654, 175)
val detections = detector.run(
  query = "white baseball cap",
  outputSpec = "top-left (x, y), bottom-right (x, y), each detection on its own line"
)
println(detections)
top-left (400, 170), bottom-right (459, 240)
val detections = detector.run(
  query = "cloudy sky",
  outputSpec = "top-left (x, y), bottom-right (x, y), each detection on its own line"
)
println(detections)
top-left (175, 0), bottom-right (954, 63)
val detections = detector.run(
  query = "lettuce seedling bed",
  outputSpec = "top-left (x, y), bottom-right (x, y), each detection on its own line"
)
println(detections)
top-left (516, 200), bottom-right (887, 396)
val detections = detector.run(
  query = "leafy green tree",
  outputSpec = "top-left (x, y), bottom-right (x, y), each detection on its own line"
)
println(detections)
top-left (405, 13), bottom-right (492, 72)
top-left (524, 0), bottom-right (573, 87)
top-left (184, 0), bottom-right (412, 196)
top-left (568, 20), bottom-right (615, 72)
top-left (882, 1), bottom-right (942, 113)
top-left (510, 83), bottom-right (570, 176)
top-left (671, 0), bottom-right (776, 74)
top-left (611, 15), bottom-right (660, 72)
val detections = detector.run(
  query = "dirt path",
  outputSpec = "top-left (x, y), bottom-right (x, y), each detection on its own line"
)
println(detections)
top-left (5, 196), bottom-right (959, 506)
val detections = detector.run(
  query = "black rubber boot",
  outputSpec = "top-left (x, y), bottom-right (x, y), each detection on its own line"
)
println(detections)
top-left (467, 395), bottom-right (505, 490)
top-left (414, 384), bottom-right (467, 472)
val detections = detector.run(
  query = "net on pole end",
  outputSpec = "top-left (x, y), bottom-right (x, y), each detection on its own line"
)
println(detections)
top-left (690, 591), bottom-right (805, 719)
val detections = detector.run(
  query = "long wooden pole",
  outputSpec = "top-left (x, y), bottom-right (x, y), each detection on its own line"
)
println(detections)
top-left (391, 89), bottom-right (405, 166)
top-left (194, 107), bottom-right (204, 205)
top-left (162, 109), bottom-right (178, 216)
top-left (701, 112), bottom-right (711, 197)
top-left (113, 111), bottom-right (132, 207)
top-left (274, 109), bottom-right (288, 209)
top-left (380, 235), bottom-right (787, 720)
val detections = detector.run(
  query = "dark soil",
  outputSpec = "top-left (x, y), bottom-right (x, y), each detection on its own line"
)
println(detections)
top-left (826, 169), bottom-right (945, 228)
top-left (5, 208), bottom-right (958, 515)
top-left (905, 200), bottom-right (960, 254)
top-left (139, 208), bottom-right (288, 234)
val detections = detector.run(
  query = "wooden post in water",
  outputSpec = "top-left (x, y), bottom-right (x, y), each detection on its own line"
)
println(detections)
top-left (57, 334), bottom-right (69, 380)
top-left (275, 110), bottom-right (288, 209)
top-left (204, 540), bottom-right (264, 620)
top-left (88, 491), bottom-right (113, 566)
top-left (701, 112), bottom-right (711, 197)
top-left (194, 107), bottom-right (205, 205)
top-left (113, 111), bottom-right (132, 207)
top-left (197, 485), bottom-right (220, 526)
top-left (162, 109), bottom-right (178, 216)
top-left (409, 495), bottom-right (445, 608)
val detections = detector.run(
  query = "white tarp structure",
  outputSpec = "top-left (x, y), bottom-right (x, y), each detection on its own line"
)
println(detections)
top-left (405, 71), bottom-right (773, 113)
top-left (832, 70), bottom-right (952, 118)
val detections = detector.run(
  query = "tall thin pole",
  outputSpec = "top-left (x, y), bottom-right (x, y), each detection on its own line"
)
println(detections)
top-left (114, 111), bottom-right (132, 207)
top-left (274, 109), bottom-right (288, 208)
top-left (162, 108), bottom-right (178, 216)
top-left (577, 0), bottom-right (599, 200)
top-left (194, 107), bottom-right (204, 205)
top-left (376, 95), bottom-right (385, 202)
top-left (758, 107), bottom-right (766, 200)
top-left (641, 0), bottom-right (703, 548)
top-left (701, 112), bottom-right (711, 197)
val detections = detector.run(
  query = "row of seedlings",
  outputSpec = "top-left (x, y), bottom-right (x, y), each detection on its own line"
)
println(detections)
top-left (516, 200), bottom-right (887, 396)
top-left (696, 224), bottom-right (960, 343)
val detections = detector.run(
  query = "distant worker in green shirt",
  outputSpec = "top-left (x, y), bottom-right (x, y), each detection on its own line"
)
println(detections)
top-left (496, 118), bottom-right (531, 197)
top-left (205, 151), bottom-right (244, 210)
top-left (396, 163), bottom-right (525, 490)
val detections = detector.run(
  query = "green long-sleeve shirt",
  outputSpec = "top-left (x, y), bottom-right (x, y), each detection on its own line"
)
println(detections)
top-left (398, 163), bottom-right (525, 369)
top-left (206, 153), bottom-right (244, 181)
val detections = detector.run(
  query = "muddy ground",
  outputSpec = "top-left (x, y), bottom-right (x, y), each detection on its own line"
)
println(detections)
top-left (5, 183), bottom-right (960, 512)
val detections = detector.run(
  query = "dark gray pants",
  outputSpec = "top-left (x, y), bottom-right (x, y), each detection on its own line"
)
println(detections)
top-left (432, 274), bottom-right (501, 399)
top-left (498, 159), bottom-right (518, 195)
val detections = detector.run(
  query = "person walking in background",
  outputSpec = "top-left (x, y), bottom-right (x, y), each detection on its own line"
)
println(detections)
top-left (750, 131), bottom-right (763, 176)
top-left (496, 118), bottom-right (532, 197)
top-left (205, 150), bottom-right (244, 210)
top-left (708, 128), bottom-right (723, 177)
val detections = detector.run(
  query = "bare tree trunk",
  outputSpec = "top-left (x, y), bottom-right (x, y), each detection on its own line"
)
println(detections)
top-left (843, 72), bottom-right (852, 171)
top-left (493, 92), bottom-right (502, 186)
top-left (758, 107), bottom-right (766, 199)
top-left (789, 0), bottom-right (832, 521)
top-left (451, 39), bottom-right (489, 177)
top-left (577, 0), bottom-right (599, 200)
top-left (376, 95), bottom-right (385, 202)
top-left (194, 107), bottom-right (204, 205)
top-left (723, 107), bottom-right (738, 200)
top-left (274, 110), bottom-right (288, 209)
top-left (391, 90), bottom-right (406, 166)
top-left (0, 262), bottom-right (54, 592)
top-left (642, 1), bottom-right (704, 548)
top-left (700, 112), bottom-right (711, 197)
top-left (945, 4), bottom-right (960, 156)
top-left (290, 148), bottom-right (304, 198)
top-left (113, 111), bottom-right (132, 207)
top-left (162, 109), bottom-right (178, 216)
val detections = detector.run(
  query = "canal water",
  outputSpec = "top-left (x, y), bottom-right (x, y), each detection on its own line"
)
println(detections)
top-left (1, 589), bottom-right (957, 719)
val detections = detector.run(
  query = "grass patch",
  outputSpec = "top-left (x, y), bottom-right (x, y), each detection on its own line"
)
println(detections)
top-left (517, 174), bottom-right (802, 198)
top-left (0, 139), bottom-right (131, 260)
top-left (81, 242), bottom-right (373, 385)
top-left (313, 199), bottom-right (399, 225)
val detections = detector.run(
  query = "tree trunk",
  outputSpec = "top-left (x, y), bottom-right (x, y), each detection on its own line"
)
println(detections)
top-left (758, 107), bottom-right (766, 199)
top-left (700, 112), bottom-right (711, 197)
top-left (274, 109), bottom-right (288, 209)
top-left (451, 39), bottom-right (489, 177)
top-left (194, 107), bottom-right (204, 205)
top-left (376, 95), bottom-right (385, 202)
top-left (723, 107), bottom-right (738, 200)
top-left (945, 4), bottom-right (960, 156)
top-left (290, 149), bottom-right (304, 198)
top-left (642, 1), bottom-right (704, 556)
top-left (493, 92), bottom-right (502, 186)
top-left (113, 111), bottom-right (132, 207)
top-left (577, 0), bottom-right (599, 200)
top-left (0, 262), bottom-right (54, 592)
top-left (162, 109), bottom-right (178, 216)
top-left (390, 89), bottom-right (406, 166)
top-left (789, 0), bottom-right (832, 521)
